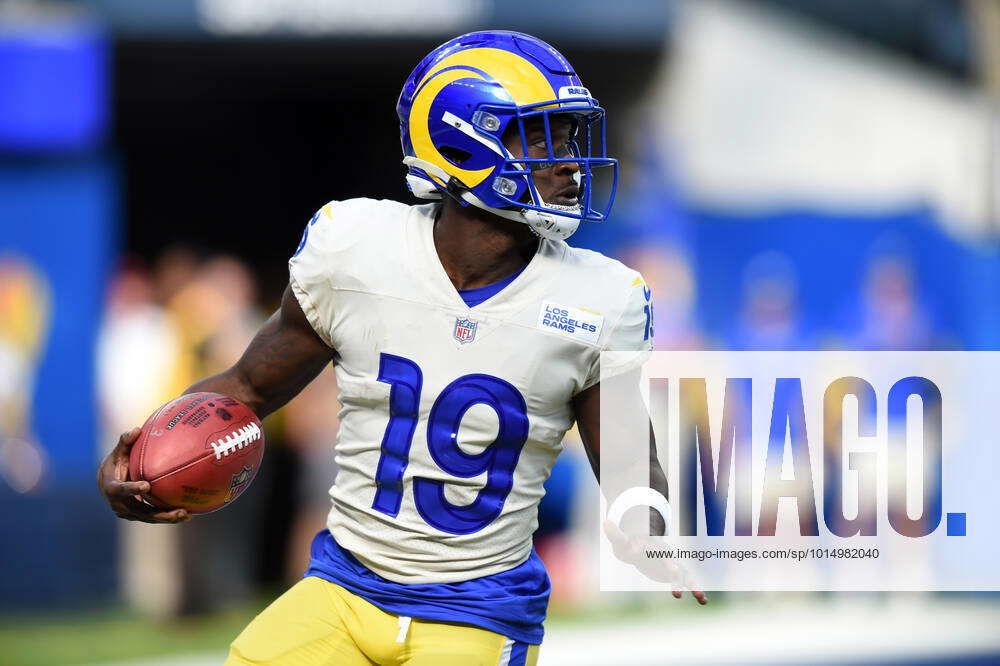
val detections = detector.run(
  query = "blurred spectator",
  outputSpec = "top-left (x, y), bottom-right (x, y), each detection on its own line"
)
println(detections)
top-left (166, 255), bottom-right (266, 615)
top-left (98, 261), bottom-right (184, 437)
top-left (97, 259), bottom-right (187, 618)
top-left (167, 255), bottom-right (261, 369)
top-left (729, 251), bottom-right (810, 350)
top-left (152, 246), bottom-right (201, 310)
top-left (98, 252), bottom-right (272, 617)
top-left (841, 251), bottom-right (938, 350)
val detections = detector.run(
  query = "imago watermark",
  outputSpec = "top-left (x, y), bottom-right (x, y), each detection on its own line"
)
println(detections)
top-left (599, 352), bottom-right (999, 592)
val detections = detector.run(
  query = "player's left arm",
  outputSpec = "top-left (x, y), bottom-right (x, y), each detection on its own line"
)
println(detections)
top-left (573, 375), bottom-right (668, 537)
top-left (574, 272), bottom-right (665, 533)
top-left (574, 379), bottom-right (708, 605)
top-left (573, 271), bottom-right (707, 603)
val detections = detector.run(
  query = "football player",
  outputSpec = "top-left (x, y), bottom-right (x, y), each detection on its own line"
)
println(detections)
top-left (98, 30), bottom-right (705, 665)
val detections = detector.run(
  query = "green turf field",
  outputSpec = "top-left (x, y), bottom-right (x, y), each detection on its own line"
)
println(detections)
top-left (13, 594), bottom-right (998, 666)
top-left (0, 596), bottom-right (703, 665)
top-left (0, 601), bottom-right (262, 666)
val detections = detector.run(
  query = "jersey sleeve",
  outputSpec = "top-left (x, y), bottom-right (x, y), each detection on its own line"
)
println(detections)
top-left (583, 272), bottom-right (654, 389)
top-left (287, 202), bottom-right (339, 348)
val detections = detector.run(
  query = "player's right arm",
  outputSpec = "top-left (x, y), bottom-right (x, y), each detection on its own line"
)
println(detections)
top-left (97, 283), bottom-right (335, 523)
top-left (185, 283), bottom-right (336, 419)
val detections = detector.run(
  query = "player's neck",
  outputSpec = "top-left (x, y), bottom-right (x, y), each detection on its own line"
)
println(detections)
top-left (433, 200), bottom-right (539, 291)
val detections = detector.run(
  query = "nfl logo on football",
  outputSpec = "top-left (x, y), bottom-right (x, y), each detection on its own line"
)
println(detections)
top-left (224, 465), bottom-right (254, 503)
top-left (453, 317), bottom-right (477, 344)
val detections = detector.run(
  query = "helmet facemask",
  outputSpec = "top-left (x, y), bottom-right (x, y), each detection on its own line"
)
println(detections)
top-left (486, 103), bottom-right (617, 240)
top-left (411, 100), bottom-right (617, 241)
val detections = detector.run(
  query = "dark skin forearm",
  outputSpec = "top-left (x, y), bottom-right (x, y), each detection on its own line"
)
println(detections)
top-left (576, 373), bottom-right (707, 604)
top-left (573, 375), bottom-right (669, 537)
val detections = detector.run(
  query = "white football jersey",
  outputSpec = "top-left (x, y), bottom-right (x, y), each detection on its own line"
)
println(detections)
top-left (289, 198), bottom-right (652, 584)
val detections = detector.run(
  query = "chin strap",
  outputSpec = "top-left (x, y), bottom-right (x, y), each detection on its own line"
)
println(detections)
top-left (402, 156), bottom-right (581, 241)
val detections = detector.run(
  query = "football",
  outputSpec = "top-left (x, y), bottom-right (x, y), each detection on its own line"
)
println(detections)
top-left (128, 392), bottom-right (265, 514)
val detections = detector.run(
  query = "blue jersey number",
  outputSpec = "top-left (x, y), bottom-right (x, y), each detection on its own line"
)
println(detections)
top-left (642, 286), bottom-right (654, 341)
top-left (371, 354), bottom-right (422, 517)
top-left (372, 353), bottom-right (529, 534)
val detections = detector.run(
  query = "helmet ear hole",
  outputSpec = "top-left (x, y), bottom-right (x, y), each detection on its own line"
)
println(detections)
top-left (439, 146), bottom-right (472, 166)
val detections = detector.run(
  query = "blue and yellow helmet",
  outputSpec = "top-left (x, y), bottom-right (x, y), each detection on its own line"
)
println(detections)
top-left (397, 30), bottom-right (618, 241)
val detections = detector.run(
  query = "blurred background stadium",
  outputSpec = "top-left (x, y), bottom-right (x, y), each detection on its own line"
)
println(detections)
top-left (2, 0), bottom-right (999, 663)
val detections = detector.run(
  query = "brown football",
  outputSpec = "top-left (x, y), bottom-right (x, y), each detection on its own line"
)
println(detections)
top-left (128, 392), bottom-right (265, 514)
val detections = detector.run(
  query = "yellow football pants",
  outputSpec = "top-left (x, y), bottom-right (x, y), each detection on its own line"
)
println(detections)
top-left (225, 576), bottom-right (540, 666)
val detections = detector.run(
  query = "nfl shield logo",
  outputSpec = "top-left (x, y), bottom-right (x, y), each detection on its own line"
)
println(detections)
top-left (453, 317), bottom-right (478, 344)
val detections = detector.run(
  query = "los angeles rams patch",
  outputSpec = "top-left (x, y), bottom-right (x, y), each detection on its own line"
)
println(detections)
top-left (537, 302), bottom-right (603, 344)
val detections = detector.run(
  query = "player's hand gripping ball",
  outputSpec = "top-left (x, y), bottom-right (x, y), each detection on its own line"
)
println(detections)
top-left (128, 392), bottom-right (265, 514)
